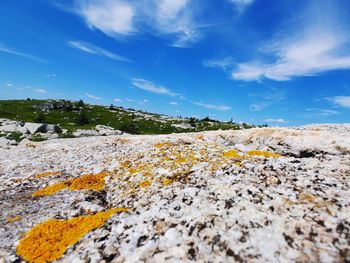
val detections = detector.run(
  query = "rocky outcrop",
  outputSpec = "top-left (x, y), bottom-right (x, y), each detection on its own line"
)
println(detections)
top-left (73, 129), bottom-right (99, 137)
top-left (95, 125), bottom-right (123, 136)
top-left (0, 125), bottom-right (349, 262)
top-left (23, 123), bottom-right (46, 134)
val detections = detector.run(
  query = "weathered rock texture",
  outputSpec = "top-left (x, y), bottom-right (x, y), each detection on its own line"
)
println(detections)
top-left (0, 125), bottom-right (349, 262)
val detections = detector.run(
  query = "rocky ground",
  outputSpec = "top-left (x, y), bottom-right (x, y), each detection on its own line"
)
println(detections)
top-left (0, 125), bottom-right (349, 263)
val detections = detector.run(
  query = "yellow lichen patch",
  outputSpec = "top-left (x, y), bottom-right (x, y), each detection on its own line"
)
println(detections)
top-left (196, 135), bottom-right (204, 141)
top-left (16, 208), bottom-right (128, 263)
top-left (34, 171), bottom-right (62, 179)
top-left (67, 172), bottom-right (108, 191)
top-left (153, 142), bottom-right (173, 148)
top-left (32, 172), bottom-right (109, 197)
top-left (162, 178), bottom-right (174, 186)
top-left (32, 182), bottom-right (67, 197)
top-left (139, 180), bottom-right (152, 188)
top-left (128, 167), bottom-right (145, 174)
top-left (247, 150), bottom-right (281, 158)
top-left (120, 160), bottom-right (132, 169)
top-left (223, 150), bottom-right (242, 158)
top-left (298, 193), bottom-right (316, 203)
top-left (7, 215), bottom-right (23, 223)
top-left (174, 157), bottom-right (186, 163)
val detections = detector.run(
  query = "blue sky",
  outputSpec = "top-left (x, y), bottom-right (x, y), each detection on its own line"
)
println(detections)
top-left (1, 0), bottom-right (350, 125)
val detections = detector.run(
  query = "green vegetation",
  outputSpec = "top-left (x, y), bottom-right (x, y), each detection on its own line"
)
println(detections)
top-left (0, 99), bottom-right (252, 135)
top-left (0, 131), bottom-right (23, 142)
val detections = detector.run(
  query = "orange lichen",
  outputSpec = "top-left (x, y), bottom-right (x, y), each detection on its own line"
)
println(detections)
top-left (35, 171), bottom-right (62, 179)
top-left (247, 150), bottom-right (281, 158)
top-left (16, 208), bottom-right (128, 263)
top-left (32, 172), bottom-right (109, 197)
top-left (139, 180), bottom-right (152, 188)
top-left (298, 193), bottom-right (316, 203)
top-left (223, 150), bottom-right (242, 158)
top-left (174, 157), bottom-right (186, 163)
top-left (128, 167), bottom-right (145, 174)
top-left (162, 178), bottom-right (174, 186)
top-left (7, 215), bottom-right (23, 223)
top-left (32, 182), bottom-right (66, 197)
top-left (196, 135), bottom-right (204, 141)
top-left (67, 172), bottom-right (108, 191)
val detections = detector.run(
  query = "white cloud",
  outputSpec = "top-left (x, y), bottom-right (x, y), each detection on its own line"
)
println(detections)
top-left (264, 118), bottom-right (288, 123)
top-left (114, 98), bottom-right (123, 102)
top-left (4, 83), bottom-right (14, 87)
top-left (68, 41), bottom-right (131, 62)
top-left (0, 44), bottom-right (46, 63)
top-left (34, 89), bottom-right (47, 93)
top-left (193, 102), bottom-right (231, 111)
top-left (229, 2), bottom-right (350, 81)
top-left (329, 96), bottom-right (350, 109)
top-left (76, 0), bottom-right (134, 36)
top-left (203, 57), bottom-right (234, 71)
top-left (125, 98), bottom-right (148, 105)
top-left (85, 93), bottom-right (102, 100)
top-left (229, 0), bottom-right (256, 13)
top-left (46, 74), bottom-right (57, 78)
top-left (249, 103), bottom-right (268, 112)
top-left (304, 108), bottom-right (340, 117)
top-left (169, 101), bottom-right (178, 105)
top-left (73, 0), bottom-right (198, 48)
top-left (132, 78), bottom-right (180, 97)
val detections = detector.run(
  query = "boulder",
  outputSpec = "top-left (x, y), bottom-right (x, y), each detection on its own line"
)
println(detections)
top-left (23, 123), bottom-right (46, 134)
top-left (73, 129), bottom-right (99, 137)
top-left (0, 124), bottom-right (29, 134)
top-left (1, 120), bottom-right (18, 126)
top-left (0, 137), bottom-right (9, 147)
top-left (0, 137), bottom-right (16, 147)
top-left (95, 125), bottom-right (123, 136)
top-left (45, 124), bottom-right (62, 134)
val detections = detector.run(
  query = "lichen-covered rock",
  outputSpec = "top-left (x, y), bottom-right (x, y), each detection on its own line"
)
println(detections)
top-left (0, 125), bottom-right (349, 262)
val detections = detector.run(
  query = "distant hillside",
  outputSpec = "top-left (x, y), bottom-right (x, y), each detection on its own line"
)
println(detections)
top-left (0, 99), bottom-right (253, 135)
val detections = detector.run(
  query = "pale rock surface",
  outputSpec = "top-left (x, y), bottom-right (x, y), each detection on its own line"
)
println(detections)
top-left (0, 124), bottom-right (28, 134)
top-left (73, 129), bottom-right (99, 137)
top-left (0, 124), bottom-right (349, 262)
top-left (95, 125), bottom-right (123, 136)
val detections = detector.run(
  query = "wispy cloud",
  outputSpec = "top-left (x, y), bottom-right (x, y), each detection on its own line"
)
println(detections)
top-left (125, 98), bottom-right (148, 105)
top-left (193, 102), bottom-right (231, 111)
top-left (328, 96), bottom-right (350, 109)
top-left (249, 87), bottom-right (286, 111)
top-left (264, 118), bottom-right (288, 124)
top-left (304, 108), bottom-right (340, 117)
top-left (114, 98), bottom-right (123, 102)
top-left (207, 1), bottom-right (350, 81)
top-left (4, 83), bottom-right (14, 87)
top-left (0, 44), bottom-right (46, 63)
top-left (46, 74), bottom-right (57, 78)
top-left (169, 101), bottom-right (178, 105)
top-left (132, 78), bottom-right (181, 97)
top-left (229, 0), bottom-right (256, 14)
top-left (203, 57), bottom-right (235, 71)
top-left (249, 103), bottom-right (268, 112)
top-left (73, 0), bottom-right (199, 48)
top-left (85, 93), bottom-right (102, 100)
top-left (68, 41), bottom-right (131, 62)
top-left (34, 89), bottom-right (47, 93)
